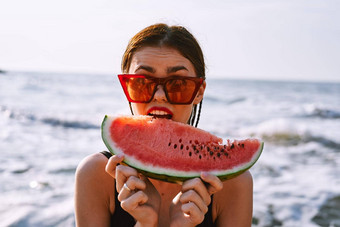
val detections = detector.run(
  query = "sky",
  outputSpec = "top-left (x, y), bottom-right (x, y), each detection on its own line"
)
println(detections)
top-left (0, 0), bottom-right (339, 82)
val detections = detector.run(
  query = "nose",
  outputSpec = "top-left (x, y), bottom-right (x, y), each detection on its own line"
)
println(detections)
top-left (153, 85), bottom-right (167, 102)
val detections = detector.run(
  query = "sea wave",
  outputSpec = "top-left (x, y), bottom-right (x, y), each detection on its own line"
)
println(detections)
top-left (239, 118), bottom-right (340, 149)
top-left (259, 133), bottom-right (340, 150)
top-left (312, 195), bottom-right (340, 226)
top-left (40, 118), bottom-right (99, 129)
top-left (0, 105), bottom-right (99, 130)
top-left (301, 104), bottom-right (340, 119)
top-left (204, 95), bottom-right (246, 105)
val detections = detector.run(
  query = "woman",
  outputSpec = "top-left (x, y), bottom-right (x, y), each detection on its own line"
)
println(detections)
top-left (75, 23), bottom-right (253, 227)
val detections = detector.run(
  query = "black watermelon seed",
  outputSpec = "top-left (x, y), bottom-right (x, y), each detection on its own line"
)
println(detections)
top-left (241, 144), bottom-right (245, 148)
top-left (231, 143), bottom-right (235, 149)
top-left (189, 152), bottom-right (192, 156)
top-left (224, 145), bottom-right (227, 149)
top-left (186, 145), bottom-right (189, 150)
top-left (199, 155), bottom-right (202, 159)
top-left (195, 150), bottom-right (199, 154)
top-left (168, 142), bottom-right (171, 146)
top-left (180, 144), bottom-right (184, 150)
top-left (174, 144), bottom-right (177, 149)
top-left (179, 139), bottom-right (182, 143)
top-left (217, 153), bottom-right (221, 157)
top-left (207, 147), bottom-right (210, 152)
top-left (221, 149), bottom-right (225, 153)
top-left (209, 151), bottom-right (214, 156)
top-left (224, 152), bottom-right (229, 157)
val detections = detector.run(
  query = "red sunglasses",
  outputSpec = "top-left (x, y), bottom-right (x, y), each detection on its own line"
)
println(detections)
top-left (118, 74), bottom-right (204, 105)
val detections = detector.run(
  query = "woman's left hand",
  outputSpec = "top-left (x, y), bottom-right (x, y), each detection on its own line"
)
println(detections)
top-left (169, 172), bottom-right (223, 227)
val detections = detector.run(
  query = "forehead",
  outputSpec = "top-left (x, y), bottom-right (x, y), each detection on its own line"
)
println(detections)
top-left (129, 46), bottom-right (195, 73)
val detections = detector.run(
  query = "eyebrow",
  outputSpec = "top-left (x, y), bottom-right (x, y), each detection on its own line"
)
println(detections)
top-left (135, 65), bottom-right (155, 73)
top-left (134, 65), bottom-right (188, 74)
top-left (167, 66), bottom-right (188, 74)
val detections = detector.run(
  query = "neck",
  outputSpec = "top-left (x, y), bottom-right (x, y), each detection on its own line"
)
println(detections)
top-left (150, 178), bottom-right (181, 195)
top-left (149, 179), bottom-right (182, 226)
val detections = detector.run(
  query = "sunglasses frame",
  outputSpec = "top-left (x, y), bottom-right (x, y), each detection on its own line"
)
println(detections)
top-left (118, 74), bottom-right (204, 105)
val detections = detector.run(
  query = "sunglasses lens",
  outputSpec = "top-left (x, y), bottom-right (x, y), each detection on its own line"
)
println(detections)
top-left (119, 75), bottom-right (202, 104)
top-left (166, 79), bottom-right (197, 104)
top-left (126, 77), bottom-right (156, 102)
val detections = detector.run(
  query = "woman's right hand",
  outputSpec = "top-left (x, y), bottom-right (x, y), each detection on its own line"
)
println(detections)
top-left (106, 155), bottom-right (161, 227)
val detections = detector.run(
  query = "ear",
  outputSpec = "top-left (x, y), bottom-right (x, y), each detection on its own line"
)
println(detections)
top-left (193, 81), bottom-right (206, 105)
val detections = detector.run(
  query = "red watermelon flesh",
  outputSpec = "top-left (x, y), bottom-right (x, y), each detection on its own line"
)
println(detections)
top-left (101, 115), bottom-right (263, 182)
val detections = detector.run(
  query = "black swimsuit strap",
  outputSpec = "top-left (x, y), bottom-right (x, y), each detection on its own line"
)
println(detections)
top-left (100, 150), bottom-right (112, 159)
top-left (99, 151), bottom-right (215, 227)
top-left (197, 199), bottom-right (215, 227)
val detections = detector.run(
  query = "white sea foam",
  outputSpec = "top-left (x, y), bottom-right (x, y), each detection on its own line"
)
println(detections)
top-left (238, 118), bottom-right (309, 139)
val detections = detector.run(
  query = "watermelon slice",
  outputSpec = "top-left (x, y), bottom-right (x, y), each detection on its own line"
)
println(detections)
top-left (101, 115), bottom-right (263, 183)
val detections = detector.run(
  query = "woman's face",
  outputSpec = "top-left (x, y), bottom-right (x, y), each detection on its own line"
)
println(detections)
top-left (127, 46), bottom-right (206, 124)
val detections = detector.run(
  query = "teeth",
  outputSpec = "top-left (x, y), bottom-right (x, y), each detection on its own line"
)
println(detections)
top-left (149, 110), bottom-right (170, 115)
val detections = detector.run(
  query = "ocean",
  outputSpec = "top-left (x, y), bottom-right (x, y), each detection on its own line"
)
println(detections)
top-left (1, 71), bottom-right (339, 227)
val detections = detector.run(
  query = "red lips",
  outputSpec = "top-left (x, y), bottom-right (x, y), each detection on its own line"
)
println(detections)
top-left (147, 106), bottom-right (173, 118)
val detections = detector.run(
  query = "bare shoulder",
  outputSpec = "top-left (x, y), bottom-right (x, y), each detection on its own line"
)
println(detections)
top-left (76, 152), bottom-right (109, 178)
top-left (75, 152), bottom-right (115, 200)
top-left (214, 171), bottom-right (253, 207)
top-left (222, 170), bottom-right (253, 190)
top-left (213, 171), bottom-right (253, 226)
top-left (75, 153), bottom-right (115, 226)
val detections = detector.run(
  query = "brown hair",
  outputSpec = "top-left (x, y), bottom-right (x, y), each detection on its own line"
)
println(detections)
top-left (122, 23), bottom-right (205, 127)
top-left (121, 23), bottom-right (205, 79)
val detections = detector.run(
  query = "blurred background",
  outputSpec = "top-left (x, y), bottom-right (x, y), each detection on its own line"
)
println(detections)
top-left (1, 0), bottom-right (339, 82)
top-left (1, 0), bottom-right (339, 226)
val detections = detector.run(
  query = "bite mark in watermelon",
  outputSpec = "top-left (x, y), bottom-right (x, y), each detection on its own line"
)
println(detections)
top-left (101, 115), bottom-right (263, 183)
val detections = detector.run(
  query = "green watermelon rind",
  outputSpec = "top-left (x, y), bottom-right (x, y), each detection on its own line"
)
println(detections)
top-left (101, 115), bottom-right (264, 183)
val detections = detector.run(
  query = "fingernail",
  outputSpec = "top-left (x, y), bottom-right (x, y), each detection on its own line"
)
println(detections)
top-left (116, 154), bottom-right (124, 159)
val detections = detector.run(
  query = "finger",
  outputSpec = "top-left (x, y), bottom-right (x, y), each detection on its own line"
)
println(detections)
top-left (200, 172), bottom-right (223, 195)
top-left (115, 165), bottom-right (139, 192)
top-left (118, 176), bottom-right (146, 202)
top-left (182, 178), bottom-right (211, 206)
top-left (139, 174), bottom-right (155, 191)
top-left (181, 201), bottom-right (205, 224)
top-left (105, 154), bottom-right (124, 178)
top-left (120, 190), bottom-right (148, 212)
top-left (180, 190), bottom-right (208, 214)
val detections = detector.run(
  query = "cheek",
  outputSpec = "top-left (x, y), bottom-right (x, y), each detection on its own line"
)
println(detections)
top-left (131, 103), bottom-right (147, 115)
top-left (173, 105), bottom-right (193, 123)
